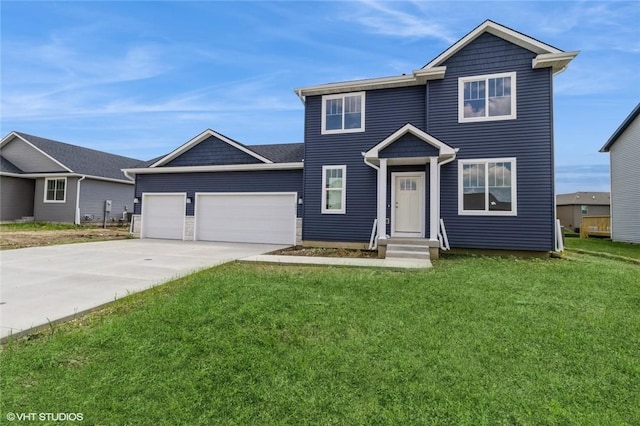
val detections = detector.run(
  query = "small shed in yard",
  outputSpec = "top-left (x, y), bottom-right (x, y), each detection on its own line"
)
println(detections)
top-left (600, 103), bottom-right (640, 244)
top-left (556, 192), bottom-right (610, 232)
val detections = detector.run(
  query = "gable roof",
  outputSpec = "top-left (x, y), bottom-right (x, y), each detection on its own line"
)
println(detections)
top-left (364, 123), bottom-right (457, 165)
top-left (150, 129), bottom-right (274, 167)
top-left (0, 132), bottom-right (142, 182)
top-left (295, 20), bottom-right (578, 98)
top-left (422, 20), bottom-right (577, 73)
top-left (599, 103), bottom-right (640, 152)
top-left (556, 192), bottom-right (611, 206)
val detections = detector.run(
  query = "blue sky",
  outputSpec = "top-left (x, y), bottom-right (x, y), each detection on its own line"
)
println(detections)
top-left (1, 1), bottom-right (638, 194)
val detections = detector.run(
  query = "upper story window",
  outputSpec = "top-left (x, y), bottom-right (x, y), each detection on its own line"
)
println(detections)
top-left (458, 158), bottom-right (517, 216)
top-left (458, 72), bottom-right (516, 123)
top-left (321, 165), bottom-right (346, 214)
top-left (322, 92), bottom-right (365, 134)
top-left (44, 177), bottom-right (67, 203)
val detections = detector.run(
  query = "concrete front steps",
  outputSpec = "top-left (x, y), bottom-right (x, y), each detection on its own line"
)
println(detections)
top-left (385, 238), bottom-right (431, 261)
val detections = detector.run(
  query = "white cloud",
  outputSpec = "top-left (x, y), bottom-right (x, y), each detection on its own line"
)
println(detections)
top-left (346, 0), bottom-right (457, 43)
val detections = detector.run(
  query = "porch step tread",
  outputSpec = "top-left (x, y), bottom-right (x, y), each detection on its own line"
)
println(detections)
top-left (386, 243), bottom-right (430, 260)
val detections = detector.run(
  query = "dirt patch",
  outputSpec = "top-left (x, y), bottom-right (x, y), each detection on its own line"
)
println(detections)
top-left (0, 228), bottom-right (131, 250)
top-left (270, 246), bottom-right (378, 258)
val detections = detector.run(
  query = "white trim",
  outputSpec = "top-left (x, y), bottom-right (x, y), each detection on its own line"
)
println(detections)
top-left (43, 177), bottom-right (67, 203)
top-left (321, 92), bottom-right (365, 134)
top-left (364, 123), bottom-right (457, 162)
top-left (423, 20), bottom-right (563, 70)
top-left (532, 51), bottom-right (580, 74)
top-left (149, 129), bottom-right (273, 167)
top-left (321, 165), bottom-right (346, 214)
top-left (377, 159), bottom-right (388, 240)
top-left (295, 67), bottom-right (445, 98)
top-left (391, 172), bottom-right (425, 238)
top-left (1, 132), bottom-right (73, 173)
top-left (122, 162), bottom-right (303, 177)
top-left (194, 192), bottom-right (297, 245)
top-left (458, 72), bottom-right (517, 123)
top-left (0, 171), bottom-right (133, 185)
top-left (458, 158), bottom-right (517, 216)
top-left (140, 193), bottom-right (186, 240)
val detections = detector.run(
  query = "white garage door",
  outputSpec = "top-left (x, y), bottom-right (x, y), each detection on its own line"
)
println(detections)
top-left (141, 193), bottom-right (185, 240)
top-left (195, 193), bottom-right (296, 245)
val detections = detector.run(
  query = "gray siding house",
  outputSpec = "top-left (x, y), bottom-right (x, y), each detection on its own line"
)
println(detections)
top-left (125, 20), bottom-right (578, 258)
top-left (600, 103), bottom-right (640, 244)
top-left (0, 132), bottom-right (141, 224)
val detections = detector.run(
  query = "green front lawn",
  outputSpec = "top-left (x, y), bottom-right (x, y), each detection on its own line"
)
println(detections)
top-left (2, 252), bottom-right (639, 424)
top-left (565, 236), bottom-right (640, 260)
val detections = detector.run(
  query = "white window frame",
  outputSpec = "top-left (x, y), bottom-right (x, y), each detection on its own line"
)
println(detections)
top-left (458, 158), bottom-right (517, 216)
top-left (458, 72), bottom-right (516, 123)
top-left (321, 92), bottom-right (365, 134)
top-left (43, 177), bottom-right (67, 203)
top-left (321, 165), bottom-right (346, 214)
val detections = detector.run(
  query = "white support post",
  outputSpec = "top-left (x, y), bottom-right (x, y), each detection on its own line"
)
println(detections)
top-left (378, 158), bottom-right (388, 240)
top-left (429, 157), bottom-right (439, 242)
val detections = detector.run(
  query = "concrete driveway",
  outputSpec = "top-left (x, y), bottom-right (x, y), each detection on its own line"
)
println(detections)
top-left (0, 239), bottom-right (287, 341)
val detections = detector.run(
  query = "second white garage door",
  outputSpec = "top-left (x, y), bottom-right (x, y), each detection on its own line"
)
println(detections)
top-left (195, 192), bottom-right (296, 245)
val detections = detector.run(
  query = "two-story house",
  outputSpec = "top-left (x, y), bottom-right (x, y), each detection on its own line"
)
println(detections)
top-left (124, 20), bottom-right (577, 259)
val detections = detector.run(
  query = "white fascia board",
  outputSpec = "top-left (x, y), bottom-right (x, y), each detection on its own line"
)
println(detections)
top-left (150, 129), bottom-right (273, 168)
top-left (295, 67), bottom-right (446, 97)
top-left (0, 171), bottom-right (134, 184)
top-left (364, 124), bottom-right (457, 160)
top-left (423, 20), bottom-right (564, 69)
top-left (532, 51), bottom-right (580, 74)
top-left (1, 132), bottom-right (73, 173)
top-left (124, 162), bottom-right (304, 176)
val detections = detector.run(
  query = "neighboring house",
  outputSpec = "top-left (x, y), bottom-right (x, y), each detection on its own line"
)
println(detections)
top-left (0, 132), bottom-right (142, 224)
top-left (599, 103), bottom-right (640, 244)
top-left (556, 192), bottom-right (611, 232)
top-left (124, 20), bottom-right (578, 257)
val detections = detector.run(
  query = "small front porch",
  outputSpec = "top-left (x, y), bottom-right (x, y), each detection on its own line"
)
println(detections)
top-left (363, 124), bottom-right (457, 260)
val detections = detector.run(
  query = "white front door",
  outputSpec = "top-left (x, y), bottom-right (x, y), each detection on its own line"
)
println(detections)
top-left (391, 172), bottom-right (425, 237)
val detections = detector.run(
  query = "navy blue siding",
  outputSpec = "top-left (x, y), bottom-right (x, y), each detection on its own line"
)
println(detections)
top-left (303, 32), bottom-right (556, 251)
top-left (166, 135), bottom-right (263, 167)
top-left (302, 86), bottom-right (425, 242)
top-left (134, 169), bottom-right (303, 216)
top-left (380, 133), bottom-right (440, 158)
top-left (428, 33), bottom-right (555, 251)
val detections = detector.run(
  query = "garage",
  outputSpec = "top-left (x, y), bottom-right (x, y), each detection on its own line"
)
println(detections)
top-left (141, 193), bottom-right (185, 240)
top-left (195, 192), bottom-right (296, 245)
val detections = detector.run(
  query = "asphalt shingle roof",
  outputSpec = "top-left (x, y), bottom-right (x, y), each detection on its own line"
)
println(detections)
top-left (556, 192), bottom-right (611, 206)
top-left (250, 143), bottom-right (304, 163)
top-left (14, 132), bottom-right (143, 181)
top-left (0, 155), bottom-right (25, 174)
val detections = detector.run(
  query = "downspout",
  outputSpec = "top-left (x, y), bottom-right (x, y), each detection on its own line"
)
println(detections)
top-left (75, 176), bottom-right (86, 225)
top-left (435, 150), bottom-right (459, 244)
top-left (294, 89), bottom-right (306, 106)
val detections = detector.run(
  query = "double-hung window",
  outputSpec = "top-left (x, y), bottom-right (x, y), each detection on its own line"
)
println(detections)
top-left (44, 177), bottom-right (67, 203)
top-left (322, 92), bottom-right (365, 134)
top-left (321, 165), bottom-right (346, 214)
top-left (459, 158), bottom-right (517, 215)
top-left (459, 72), bottom-right (516, 122)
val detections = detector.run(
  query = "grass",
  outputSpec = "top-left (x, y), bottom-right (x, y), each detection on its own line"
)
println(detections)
top-left (564, 236), bottom-right (640, 260)
top-left (1, 252), bottom-right (639, 424)
top-left (0, 221), bottom-right (85, 231)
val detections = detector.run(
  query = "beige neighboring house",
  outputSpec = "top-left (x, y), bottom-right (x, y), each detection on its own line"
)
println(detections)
top-left (556, 192), bottom-right (611, 232)
top-left (600, 103), bottom-right (640, 244)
